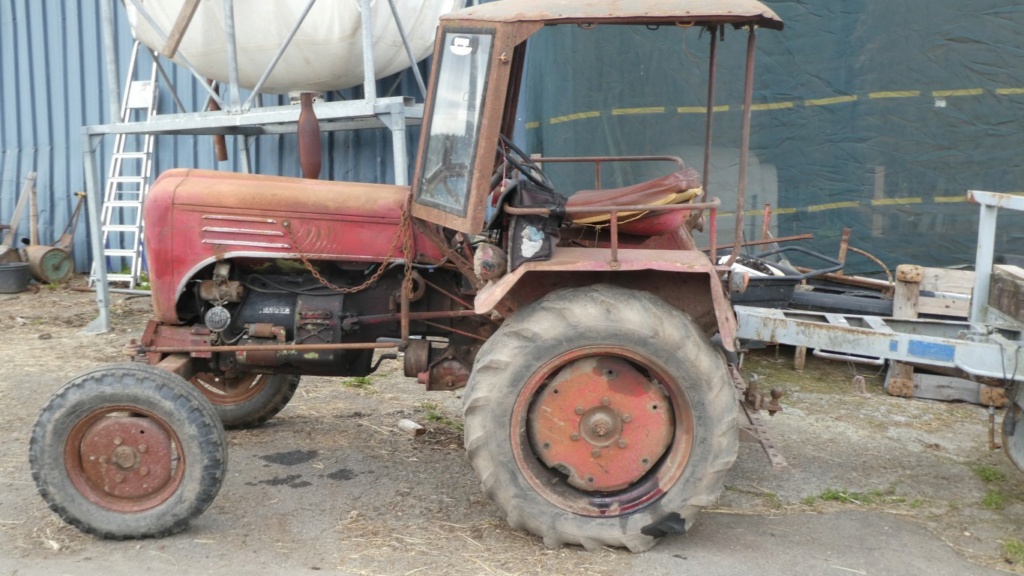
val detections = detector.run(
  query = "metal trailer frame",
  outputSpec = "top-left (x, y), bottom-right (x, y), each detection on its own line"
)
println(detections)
top-left (83, 0), bottom-right (465, 334)
top-left (735, 190), bottom-right (1024, 412)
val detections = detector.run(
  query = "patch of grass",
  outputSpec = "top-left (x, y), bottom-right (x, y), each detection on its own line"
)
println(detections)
top-left (419, 402), bottom-right (463, 432)
top-left (909, 498), bottom-right (926, 509)
top-left (813, 487), bottom-right (905, 506)
top-left (973, 465), bottom-right (1007, 484)
top-left (342, 376), bottom-right (374, 390)
top-left (801, 495), bottom-right (817, 506)
top-left (1004, 539), bottom-right (1024, 565)
top-left (982, 489), bottom-right (1008, 510)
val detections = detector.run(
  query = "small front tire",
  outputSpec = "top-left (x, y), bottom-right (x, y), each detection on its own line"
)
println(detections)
top-left (29, 364), bottom-right (228, 539)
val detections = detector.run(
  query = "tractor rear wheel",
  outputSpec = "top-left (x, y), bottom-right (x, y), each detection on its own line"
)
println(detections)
top-left (463, 284), bottom-right (738, 552)
top-left (190, 372), bottom-right (299, 429)
top-left (29, 364), bottom-right (227, 538)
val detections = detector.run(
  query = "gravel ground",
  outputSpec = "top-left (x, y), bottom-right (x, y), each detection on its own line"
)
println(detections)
top-left (0, 280), bottom-right (1022, 575)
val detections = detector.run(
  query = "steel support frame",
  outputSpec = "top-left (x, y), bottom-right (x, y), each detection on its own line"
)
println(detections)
top-left (735, 190), bottom-right (1024, 386)
top-left (84, 0), bottom-right (428, 333)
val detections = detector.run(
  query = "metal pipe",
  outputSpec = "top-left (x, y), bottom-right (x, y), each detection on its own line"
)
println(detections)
top-left (724, 26), bottom-right (757, 269)
top-left (223, 0), bottom-right (242, 111)
top-left (128, 0), bottom-right (226, 109)
top-left (144, 342), bottom-right (398, 354)
top-left (360, 0), bottom-right (377, 103)
top-left (385, 0), bottom-right (427, 99)
top-left (99, 0), bottom-right (122, 123)
top-left (354, 309), bottom-right (480, 326)
top-left (243, 0), bottom-right (318, 111)
top-left (609, 211), bottom-right (619, 266)
top-left (971, 203), bottom-right (998, 324)
top-left (702, 27), bottom-right (718, 202)
top-left (153, 58), bottom-right (187, 113)
top-left (505, 198), bottom-right (721, 217)
top-left (82, 134), bottom-right (111, 335)
top-left (421, 320), bottom-right (488, 342)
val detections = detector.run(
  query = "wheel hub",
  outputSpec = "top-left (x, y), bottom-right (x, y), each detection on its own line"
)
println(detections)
top-left (528, 356), bottom-right (673, 492)
top-left (77, 416), bottom-right (175, 502)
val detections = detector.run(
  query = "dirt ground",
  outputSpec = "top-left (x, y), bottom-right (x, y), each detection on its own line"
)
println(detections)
top-left (1, 278), bottom-right (1022, 575)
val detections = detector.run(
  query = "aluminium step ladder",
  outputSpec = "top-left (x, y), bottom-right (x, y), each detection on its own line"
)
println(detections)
top-left (91, 41), bottom-right (158, 289)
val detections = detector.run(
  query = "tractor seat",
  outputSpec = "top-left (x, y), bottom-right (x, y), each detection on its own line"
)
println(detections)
top-left (566, 167), bottom-right (702, 236)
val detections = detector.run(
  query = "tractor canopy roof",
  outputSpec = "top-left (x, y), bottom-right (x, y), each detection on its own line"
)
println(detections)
top-left (442, 0), bottom-right (783, 30)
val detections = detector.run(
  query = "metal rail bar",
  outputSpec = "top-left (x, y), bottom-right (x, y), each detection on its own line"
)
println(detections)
top-left (243, 0), bottom-right (319, 111)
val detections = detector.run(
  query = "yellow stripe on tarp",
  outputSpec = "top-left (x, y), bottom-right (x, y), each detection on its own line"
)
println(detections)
top-left (677, 105), bottom-right (731, 113)
top-left (933, 88), bottom-right (984, 97)
top-left (612, 107), bottom-right (666, 116)
top-left (935, 195), bottom-right (967, 203)
top-left (773, 207), bottom-right (798, 215)
top-left (871, 197), bottom-right (923, 206)
top-left (549, 111), bottom-right (601, 125)
top-left (750, 102), bottom-right (794, 111)
top-left (808, 201), bottom-right (860, 212)
top-left (805, 95), bottom-right (857, 107)
top-left (525, 121), bottom-right (540, 129)
top-left (996, 88), bottom-right (1024, 95)
top-left (869, 91), bottom-right (920, 99)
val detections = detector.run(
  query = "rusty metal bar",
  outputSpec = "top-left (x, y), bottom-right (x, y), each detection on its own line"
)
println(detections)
top-left (505, 198), bottom-right (721, 217)
top-left (609, 211), bottom-right (619, 267)
top-left (761, 203), bottom-right (772, 242)
top-left (144, 342), bottom-right (398, 354)
top-left (709, 205), bottom-right (718, 263)
top-left (534, 155), bottom-right (686, 169)
top-left (705, 233), bottom-right (814, 253)
top-left (724, 26), bottom-right (757, 269)
top-left (837, 227), bottom-right (851, 269)
top-left (595, 161), bottom-right (603, 190)
top-left (702, 27), bottom-right (718, 203)
top-left (400, 277), bottom-right (411, 342)
top-left (355, 308), bottom-right (480, 325)
top-left (421, 320), bottom-right (487, 342)
top-left (419, 276), bottom-right (474, 310)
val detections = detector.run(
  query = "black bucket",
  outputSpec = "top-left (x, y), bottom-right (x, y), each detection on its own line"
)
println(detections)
top-left (0, 262), bottom-right (31, 293)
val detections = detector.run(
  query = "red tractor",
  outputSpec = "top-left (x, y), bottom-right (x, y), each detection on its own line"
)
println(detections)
top-left (31, 0), bottom-right (783, 552)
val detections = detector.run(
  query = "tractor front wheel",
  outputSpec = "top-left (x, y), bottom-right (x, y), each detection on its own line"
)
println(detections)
top-left (29, 364), bottom-right (227, 538)
top-left (463, 284), bottom-right (738, 552)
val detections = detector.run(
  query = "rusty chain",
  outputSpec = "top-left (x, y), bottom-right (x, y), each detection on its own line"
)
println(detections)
top-left (282, 198), bottom-right (414, 295)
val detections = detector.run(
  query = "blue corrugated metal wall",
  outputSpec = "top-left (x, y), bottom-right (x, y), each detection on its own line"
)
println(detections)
top-left (0, 1), bottom-right (426, 271)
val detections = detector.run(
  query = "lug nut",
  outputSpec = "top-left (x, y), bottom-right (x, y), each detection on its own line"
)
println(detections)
top-left (575, 407), bottom-right (585, 415)
top-left (138, 444), bottom-right (148, 453)
top-left (113, 436), bottom-right (123, 446)
top-left (570, 433), bottom-right (580, 441)
top-left (591, 448), bottom-right (601, 458)
top-left (618, 439), bottom-right (628, 449)
top-left (139, 466), bottom-right (149, 477)
top-left (622, 414), bottom-right (632, 423)
top-left (601, 397), bottom-right (610, 407)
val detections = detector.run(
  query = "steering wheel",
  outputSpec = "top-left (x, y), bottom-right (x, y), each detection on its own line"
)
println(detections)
top-left (497, 134), bottom-right (555, 191)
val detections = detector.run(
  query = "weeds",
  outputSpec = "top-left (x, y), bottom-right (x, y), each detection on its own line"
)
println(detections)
top-left (809, 487), bottom-right (906, 506)
top-left (1004, 539), bottom-right (1024, 565)
top-left (973, 465), bottom-right (1007, 484)
top-left (342, 376), bottom-right (374, 390)
top-left (982, 489), bottom-right (1008, 510)
top-left (419, 402), bottom-right (464, 432)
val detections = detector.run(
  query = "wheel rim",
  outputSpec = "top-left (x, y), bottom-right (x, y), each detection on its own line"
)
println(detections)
top-left (191, 373), bottom-right (267, 406)
top-left (512, 346), bottom-right (694, 517)
top-left (64, 407), bottom-right (184, 513)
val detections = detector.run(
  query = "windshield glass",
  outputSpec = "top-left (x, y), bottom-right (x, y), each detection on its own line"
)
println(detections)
top-left (415, 30), bottom-right (494, 217)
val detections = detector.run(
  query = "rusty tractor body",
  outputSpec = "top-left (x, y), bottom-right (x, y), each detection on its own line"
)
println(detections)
top-left (31, 0), bottom-right (785, 551)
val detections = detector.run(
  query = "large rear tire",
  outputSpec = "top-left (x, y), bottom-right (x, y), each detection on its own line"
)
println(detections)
top-left (463, 284), bottom-right (738, 552)
top-left (190, 373), bottom-right (299, 429)
top-left (29, 364), bottom-right (228, 539)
